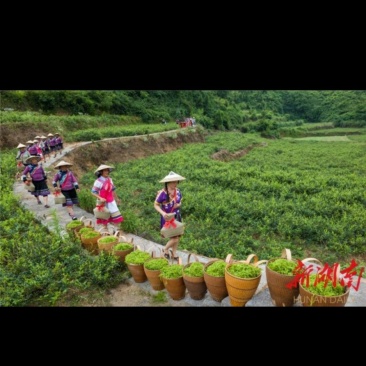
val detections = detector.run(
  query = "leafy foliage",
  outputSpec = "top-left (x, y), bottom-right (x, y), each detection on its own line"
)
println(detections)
top-left (160, 264), bottom-right (183, 279)
top-left (65, 220), bottom-right (83, 229)
top-left (205, 261), bottom-right (226, 277)
top-left (267, 258), bottom-right (297, 275)
top-left (98, 236), bottom-right (118, 244)
top-left (114, 243), bottom-right (134, 251)
top-left (226, 262), bottom-right (261, 278)
top-left (183, 262), bottom-right (204, 277)
top-left (78, 227), bottom-right (95, 236)
top-left (81, 230), bottom-right (101, 239)
top-left (301, 274), bottom-right (345, 296)
top-left (144, 258), bottom-right (169, 270)
top-left (125, 250), bottom-right (151, 265)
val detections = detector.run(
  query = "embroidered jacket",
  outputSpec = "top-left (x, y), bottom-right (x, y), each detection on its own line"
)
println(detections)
top-left (52, 171), bottom-right (79, 190)
top-left (21, 164), bottom-right (47, 182)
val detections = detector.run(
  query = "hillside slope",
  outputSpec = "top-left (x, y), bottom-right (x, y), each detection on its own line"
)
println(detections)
top-left (57, 129), bottom-right (206, 178)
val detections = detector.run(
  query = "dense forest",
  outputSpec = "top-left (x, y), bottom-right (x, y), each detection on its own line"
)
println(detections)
top-left (2, 90), bottom-right (366, 131)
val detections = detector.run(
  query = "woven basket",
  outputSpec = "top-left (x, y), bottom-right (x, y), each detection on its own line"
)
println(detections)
top-left (79, 216), bottom-right (94, 228)
top-left (144, 249), bottom-right (169, 290)
top-left (112, 234), bottom-right (134, 263)
top-left (299, 282), bottom-right (350, 307)
top-left (183, 253), bottom-right (207, 300)
top-left (126, 246), bottom-right (148, 283)
top-left (93, 203), bottom-right (110, 220)
top-left (299, 261), bottom-right (350, 307)
top-left (54, 193), bottom-right (66, 204)
top-left (225, 254), bottom-right (267, 307)
top-left (266, 249), bottom-right (301, 307)
top-left (267, 250), bottom-right (324, 307)
top-left (24, 179), bottom-right (35, 192)
top-left (80, 230), bottom-right (101, 255)
top-left (203, 254), bottom-right (233, 302)
top-left (161, 258), bottom-right (186, 300)
top-left (97, 231), bottom-right (119, 253)
top-left (160, 219), bottom-right (184, 238)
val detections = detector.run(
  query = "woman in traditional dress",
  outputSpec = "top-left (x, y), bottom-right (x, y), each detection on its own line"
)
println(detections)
top-left (154, 171), bottom-right (185, 262)
top-left (52, 160), bottom-right (80, 220)
top-left (91, 164), bottom-right (123, 232)
top-left (21, 155), bottom-right (51, 208)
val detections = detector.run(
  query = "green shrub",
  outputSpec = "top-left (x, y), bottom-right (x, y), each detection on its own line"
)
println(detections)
top-left (78, 189), bottom-right (96, 212)
top-left (119, 208), bottom-right (140, 234)
top-left (152, 291), bottom-right (168, 303)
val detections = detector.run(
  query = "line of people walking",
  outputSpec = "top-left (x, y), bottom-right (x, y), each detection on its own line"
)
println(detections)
top-left (15, 135), bottom-right (187, 262)
top-left (16, 131), bottom-right (62, 207)
top-left (16, 133), bottom-right (64, 170)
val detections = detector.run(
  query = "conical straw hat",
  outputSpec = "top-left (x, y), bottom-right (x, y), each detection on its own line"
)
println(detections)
top-left (159, 171), bottom-right (186, 183)
top-left (55, 160), bottom-right (73, 168)
top-left (25, 155), bottom-right (41, 164)
top-left (94, 164), bottom-right (114, 176)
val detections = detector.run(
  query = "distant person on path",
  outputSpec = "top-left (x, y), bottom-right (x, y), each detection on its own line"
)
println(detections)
top-left (91, 164), bottom-right (123, 232)
top-left (27, 140), bottom-right (39, 156)
top-left (15, 143), bottom-right (30, 179)
top-left (54, 133), bottom-right (63, 155)
top-left (16, 143), bottom-right (30, 167)
top-left (21, 155), bottom-right (51, 208)
top-left (33, 139), bottom-right (44, 160)
top-left (39, 135), bottom-right (49, 162)
top-left (43, 135), bottom-right (51, 161)
top-left (48, 133), bottom-right (57, 157)
top-left (154, 171), bottom-right (185, 262)
top-left (52, 160), bottom-right (80, 220)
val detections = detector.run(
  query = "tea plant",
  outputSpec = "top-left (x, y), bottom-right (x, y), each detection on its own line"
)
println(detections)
top-left (144, 258), bottom-right (169, 270)
top-left (302, 274), bottom-right (345, 296)
top-left (98, 236), bottom-right (118, 244)
top-left (268, 258), bottom-right (297, 275)
top-left (160, 264), bottom-right (183, 279)
top-left (227, 262), bottom-right (261, 278)
top-left (66, 220), bottom-right (83, 229)
top-left (205, 261), bottom-right (226, 277)
top-left (125, 250), bottom-right (151, 265)
top-left (100, 130), bottom-right (366, 266)
top-left (183, 262), bottom-right (204, 277)
top-left (78, 227), bottom-right (95, 236)
top-left (114, 243), bottom-right (134, 251)
top-left (81, 230), bottom-right (101, 239)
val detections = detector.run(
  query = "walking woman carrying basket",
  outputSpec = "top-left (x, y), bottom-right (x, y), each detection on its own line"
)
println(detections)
top-left (154, 171), bottom-right (186, 262)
